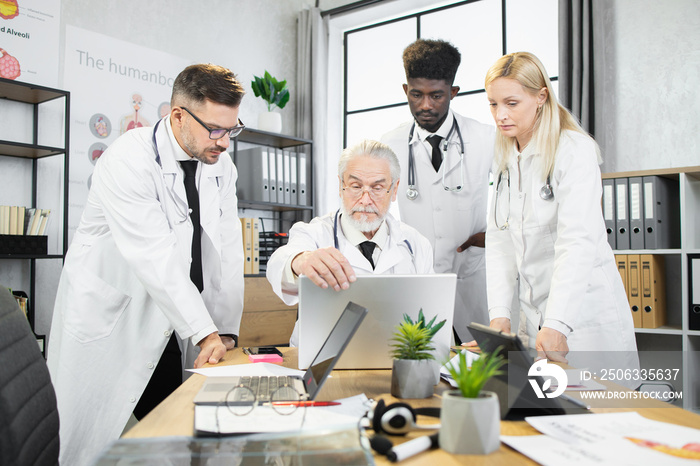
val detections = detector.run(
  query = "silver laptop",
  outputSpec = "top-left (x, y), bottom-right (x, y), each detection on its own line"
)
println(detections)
top-left (194, 302), bottom-right (368, 405)
top-left (298, 274), bottom-right (456, 370)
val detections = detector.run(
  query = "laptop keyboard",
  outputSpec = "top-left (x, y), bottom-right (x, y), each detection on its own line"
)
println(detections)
top-left (235, 376), bottom-right (303, 402)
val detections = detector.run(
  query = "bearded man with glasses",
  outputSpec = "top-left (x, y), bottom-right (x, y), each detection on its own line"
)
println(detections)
top-left (267, 140), bottom-right (435, 346)
top-left (48, 64), bottom-right (246, 466)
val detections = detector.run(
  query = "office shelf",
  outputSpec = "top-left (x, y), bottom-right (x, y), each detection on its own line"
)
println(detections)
top-left (603, 166), bottom-right (700, 411)
top-left (0, 77), bottom-right (70, 348)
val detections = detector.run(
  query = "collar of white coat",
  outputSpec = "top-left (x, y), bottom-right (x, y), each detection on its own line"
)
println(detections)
top-left (512, 138), bottom-right (539, 162)
top-left (339, 211), bottom-right (388, 250)
top-left (155, 115), bottom-right (226, 177)
top-left (410, 109), bottom-right (456, 145)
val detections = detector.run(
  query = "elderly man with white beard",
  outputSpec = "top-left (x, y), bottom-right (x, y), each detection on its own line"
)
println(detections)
top-left (266, 140), bottom-right (435, 346)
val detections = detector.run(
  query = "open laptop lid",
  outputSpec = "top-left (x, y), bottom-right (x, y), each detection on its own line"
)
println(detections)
top-left (298, 274), bottom-right (456, 370)
top-left (467, 322), bottom-right (590, 420)
top-left (303, 301), bottom-right (368, 399)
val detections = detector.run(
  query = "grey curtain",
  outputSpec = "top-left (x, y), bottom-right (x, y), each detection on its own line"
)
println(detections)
top-left (297, 7), bottom-right (330, 215)
top-left (558, 0), bottom-right (595, 135)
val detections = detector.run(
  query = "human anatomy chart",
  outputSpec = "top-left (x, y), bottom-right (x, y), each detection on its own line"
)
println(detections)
top-left (0, 0), bottom-right (19, 20)
top-left (0, 47), bottom-right (20, 79)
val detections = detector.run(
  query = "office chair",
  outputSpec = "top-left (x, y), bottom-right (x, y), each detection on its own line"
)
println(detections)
top-left (0, 286), bottom-right (60, 465)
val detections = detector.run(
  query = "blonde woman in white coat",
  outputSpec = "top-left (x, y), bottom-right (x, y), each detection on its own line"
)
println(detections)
top-left (266, 140), bottom-right (434, 345)
top-left (482, 52), bottom-right (639, 378)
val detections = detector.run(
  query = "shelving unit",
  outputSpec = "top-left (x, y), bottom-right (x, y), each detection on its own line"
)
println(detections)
top-left (0, 78), bottom-right (70, 350)
top-left (231, 128), bottom-right (313, 346)
top-left (602, 166), bottom-right (700, 412)
top-left (232, 128), bottom-right (314, 274)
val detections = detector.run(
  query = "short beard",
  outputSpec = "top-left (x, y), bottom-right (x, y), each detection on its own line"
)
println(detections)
top-left (341, 204), bottom-right (385, 233)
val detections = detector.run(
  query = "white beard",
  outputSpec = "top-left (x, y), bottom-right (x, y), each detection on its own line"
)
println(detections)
top-left (341, 204), bottom-right (385, 233)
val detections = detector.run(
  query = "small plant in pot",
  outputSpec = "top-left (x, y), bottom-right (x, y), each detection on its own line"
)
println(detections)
top-left (389, 310), bottom-right (446, 399)
top-left (251, 71), bottom-right (290, 133)
top-left (440, 348), bottom-right (506, 455)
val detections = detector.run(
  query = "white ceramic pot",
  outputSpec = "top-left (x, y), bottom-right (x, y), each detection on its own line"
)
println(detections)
top-left (258, 111), bottom-right (282, 133)
top-left (439, 390), bottom-right (500, 455)
top-left (391, 359), bottom-right (436, 399)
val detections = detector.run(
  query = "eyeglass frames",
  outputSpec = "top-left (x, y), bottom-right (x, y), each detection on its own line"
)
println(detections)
top-left (342, 181), bottom-right (394, 201)
top-left (181, 106), bottom-right (245, 139)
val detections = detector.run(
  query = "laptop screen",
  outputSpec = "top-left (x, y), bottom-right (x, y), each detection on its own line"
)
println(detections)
top-left (302, 302), bottom-right (368, 399)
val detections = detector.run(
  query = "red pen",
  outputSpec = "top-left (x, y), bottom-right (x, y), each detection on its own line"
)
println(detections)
top-left (270, 401), bottom-right (341, 407)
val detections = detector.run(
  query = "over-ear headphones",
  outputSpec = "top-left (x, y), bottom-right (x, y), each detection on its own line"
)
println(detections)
top-left (368, 399), bottom-right (441, 436)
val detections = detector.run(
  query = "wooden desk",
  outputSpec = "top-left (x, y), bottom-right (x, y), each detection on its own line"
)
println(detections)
top-left (124, 347), bottom-right (700, 465)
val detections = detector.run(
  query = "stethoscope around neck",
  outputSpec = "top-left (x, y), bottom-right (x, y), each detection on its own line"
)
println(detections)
top-left (332, 209), bottom-right (413, 255)
top-left (406, 119), bottom-right (465, 200)
top-left (494, 168), bottom-right (554, 230)
top-left (151, 118), bottom-right (190, 223)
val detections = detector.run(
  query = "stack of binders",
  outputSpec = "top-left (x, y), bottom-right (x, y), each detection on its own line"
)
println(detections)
top-left (602, 175), bottom-right (680, 250)
top-left (240, 217), bottom-right (260, 275)
top-left (689, 254), bottom-right (700, 331)
top-left (615, 254), bottom-right (666, 328)
top-left (235, 147), bottom-right (309, 206)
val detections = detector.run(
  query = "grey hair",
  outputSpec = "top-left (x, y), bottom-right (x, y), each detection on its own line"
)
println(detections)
top-left (338, 140), bottom-right (400, 183)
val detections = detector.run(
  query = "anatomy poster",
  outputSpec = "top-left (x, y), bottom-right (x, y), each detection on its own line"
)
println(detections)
top-left (0, 0), bottom-right (60, 86)
top-left (64, 26), bottom-right (190, 240)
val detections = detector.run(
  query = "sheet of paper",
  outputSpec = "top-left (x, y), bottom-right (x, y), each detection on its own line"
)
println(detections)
top-left (550, 369), bottom-right (606, 391)
top-left (501, 434), bottom-right (699, 466)
top-left (195, 394), bottom-right (371, 436)
top-left (188, 363), bottom-right (305, 378)
top-left (511, 412), bottom-right (700, 463)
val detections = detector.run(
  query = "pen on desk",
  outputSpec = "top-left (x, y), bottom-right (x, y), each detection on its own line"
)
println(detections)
top-left (387, 432), bottom-right (439, 462)
top-left (242, 347), bottom-right (251, 356)
top-left (270, 401), bottom-right (341, 407)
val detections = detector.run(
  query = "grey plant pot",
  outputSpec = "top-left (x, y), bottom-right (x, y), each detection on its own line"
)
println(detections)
top-left (390, 359), bottom-right (436, 399)
top-left (439, 390), bottom-right (501, 455)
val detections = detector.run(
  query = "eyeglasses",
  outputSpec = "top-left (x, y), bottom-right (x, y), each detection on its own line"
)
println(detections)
top-left (214, 383), bottom-right (308, 435)
top-left (342, 182), bottom-right (394, 201)
top-left (181, 106), bottom-right (245, 139)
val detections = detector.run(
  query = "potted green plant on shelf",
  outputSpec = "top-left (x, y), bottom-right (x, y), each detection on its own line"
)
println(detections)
top-left (440, 348), bottom-right (506, 454)
top-left (389, 310), bottom-right (446, 399)
top-left (251, 70), bottom-right (290, 133)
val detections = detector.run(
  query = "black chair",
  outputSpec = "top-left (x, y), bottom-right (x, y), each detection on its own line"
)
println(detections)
top-left (0, 286), bottom-right (59, 465)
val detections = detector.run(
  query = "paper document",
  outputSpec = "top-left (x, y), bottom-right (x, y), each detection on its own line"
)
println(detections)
top-left (194, 394), bottom-right (371, 436)
top-left (501, 412), bottom-right (700, 465)
top-left (187, 363), bottom-right (305, 378)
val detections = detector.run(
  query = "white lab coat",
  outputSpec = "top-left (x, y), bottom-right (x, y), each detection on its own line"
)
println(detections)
top-left (47, 117), bottom-right (244, 466)
top-left (486, 130), bottom-right (639, 377)
top-left (382, 111), bottom-right (495, 341)
top-left (266, 211), bottom-right (434, 345)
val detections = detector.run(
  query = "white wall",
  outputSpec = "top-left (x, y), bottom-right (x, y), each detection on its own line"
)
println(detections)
top-left (595, 0), bottom-right (700, 173)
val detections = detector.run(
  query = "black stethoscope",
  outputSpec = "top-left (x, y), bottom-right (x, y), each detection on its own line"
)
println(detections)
top-left (332, 209), bottom-right (413, 255)
top-left (406, 119), bottom-right (465, 200)
top-left (494, 169), bottom-right (554, 230)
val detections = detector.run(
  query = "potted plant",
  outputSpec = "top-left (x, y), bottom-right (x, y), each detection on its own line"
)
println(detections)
top-left (251, 71), bottom-right (290, 133)
top-left (440, 348), bottom-right (506, 455)
top-left (389, 310), bottom-right (446, 399)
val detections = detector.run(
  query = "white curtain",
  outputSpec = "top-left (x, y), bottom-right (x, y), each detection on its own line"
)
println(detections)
top-left (297, 7), bottom-right (330, 215)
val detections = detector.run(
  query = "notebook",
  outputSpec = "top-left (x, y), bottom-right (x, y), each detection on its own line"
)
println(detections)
top-left (298, 274), bottom-right (456, 370)
top-left (467, 322), bottom-right (591, 420)
top-left (194, 301), bottom-right (368, 405)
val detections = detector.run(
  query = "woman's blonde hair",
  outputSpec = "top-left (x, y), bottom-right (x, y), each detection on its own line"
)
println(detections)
top-left (485, 52), bottom-right (596, 179)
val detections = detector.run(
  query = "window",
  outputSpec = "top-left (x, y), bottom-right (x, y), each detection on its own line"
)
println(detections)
top-left (343, 0), bottom-right (559, 147)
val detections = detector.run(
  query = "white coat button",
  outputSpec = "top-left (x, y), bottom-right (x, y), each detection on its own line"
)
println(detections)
top-left (129, 396), bottom-right (136, 403)
top-left (147, 362), bottom-right (155, 369)
top-left (164, 330), bottom-right (171, 337)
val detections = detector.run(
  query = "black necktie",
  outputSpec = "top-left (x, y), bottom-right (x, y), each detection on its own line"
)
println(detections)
top-left (427, 135), bottom-right (443, 172)
top-left (359, 241), bottom-right (376, 270)
top-left (180, 160), bottom-right (203, 292)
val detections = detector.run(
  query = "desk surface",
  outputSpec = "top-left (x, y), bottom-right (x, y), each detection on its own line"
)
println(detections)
top-left (124, 347), bottom-right (700, 465)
